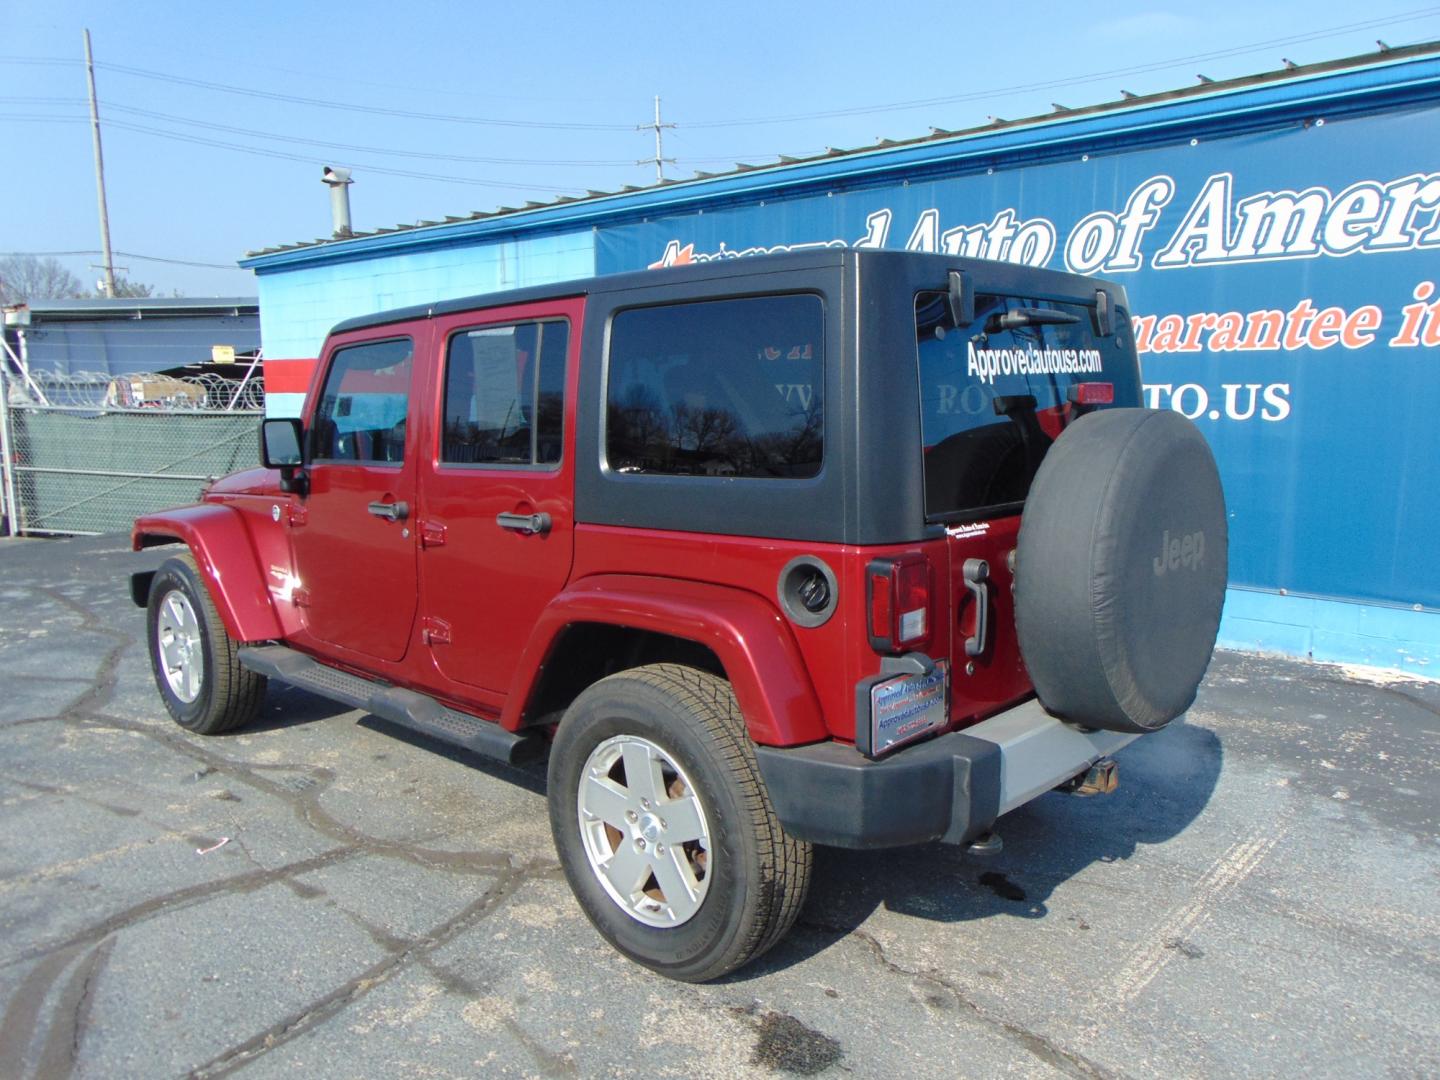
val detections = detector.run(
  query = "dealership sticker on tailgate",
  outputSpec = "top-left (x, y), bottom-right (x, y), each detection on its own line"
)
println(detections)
top-left (869, 661), bottom-right (949, 756)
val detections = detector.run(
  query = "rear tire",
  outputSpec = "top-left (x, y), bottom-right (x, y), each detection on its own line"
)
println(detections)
top-left (146, 552), bottom-right (265, 735)
top-left (548, 663), bottom-right (812, 982)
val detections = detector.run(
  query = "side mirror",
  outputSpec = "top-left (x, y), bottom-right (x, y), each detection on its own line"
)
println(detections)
top-left (260, 418), bottom-right (306, 494)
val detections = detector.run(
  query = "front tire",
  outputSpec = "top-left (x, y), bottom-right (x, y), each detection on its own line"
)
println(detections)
top-left (146, 552), bottom-right (265, 734)
top-left (548, 664), bottom-right (812, 982)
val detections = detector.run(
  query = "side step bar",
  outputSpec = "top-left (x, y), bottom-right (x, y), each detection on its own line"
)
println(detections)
top-left (237, 645), bottom-right (545, 766)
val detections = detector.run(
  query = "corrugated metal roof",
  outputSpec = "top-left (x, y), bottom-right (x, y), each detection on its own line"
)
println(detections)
top-left (241, 41), bottom-right (1440, 264)
top-left (7, 301), bottom-right (260, 378)
top-left (17, 297), bottom-right (259, 321)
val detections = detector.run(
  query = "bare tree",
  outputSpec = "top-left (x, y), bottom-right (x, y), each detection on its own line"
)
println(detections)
top-left (0, 255), bottom-right (86, 305)
top-left (0, 257), bottom-right (162, 304)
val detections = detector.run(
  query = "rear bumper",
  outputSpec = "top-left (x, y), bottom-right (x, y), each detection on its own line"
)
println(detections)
top-left (753, 699), bottom-right (1138, 849)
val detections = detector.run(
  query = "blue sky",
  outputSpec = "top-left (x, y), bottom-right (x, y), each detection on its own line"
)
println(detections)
top-left (4, 1), bottom-right (1439, 297)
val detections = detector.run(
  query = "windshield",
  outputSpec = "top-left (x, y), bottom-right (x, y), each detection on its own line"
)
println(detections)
top-left (915, 291), bottom-right (1138, 520)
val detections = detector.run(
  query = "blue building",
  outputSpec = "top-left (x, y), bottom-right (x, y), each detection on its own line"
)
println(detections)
top-left (241, 43), bottom-right (1440, 676)
top-left (4, 296), bottom-right (259, 378)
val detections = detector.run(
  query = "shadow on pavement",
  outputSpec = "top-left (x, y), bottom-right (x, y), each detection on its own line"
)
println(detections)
top-left (234, 683), bottom-right (358, 733)
top-left (739, 717), bottom-right (1223, 978)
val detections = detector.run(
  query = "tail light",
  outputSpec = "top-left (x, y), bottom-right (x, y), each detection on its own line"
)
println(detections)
top-left (1070, 381), bottom-right (1114, 405)
top-left (867, 554), bottom-right (931, 653)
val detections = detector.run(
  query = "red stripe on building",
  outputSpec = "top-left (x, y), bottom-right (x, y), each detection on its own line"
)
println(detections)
top-left (264, 358), bottom-right (318, 395)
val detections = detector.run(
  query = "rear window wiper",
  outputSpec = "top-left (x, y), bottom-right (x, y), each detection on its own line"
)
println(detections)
top-left (986, 307), bottom-right (1080, 332)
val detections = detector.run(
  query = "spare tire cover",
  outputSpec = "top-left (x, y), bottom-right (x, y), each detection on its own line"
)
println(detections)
top-left (1014, 408), bottom-right (1227, 733)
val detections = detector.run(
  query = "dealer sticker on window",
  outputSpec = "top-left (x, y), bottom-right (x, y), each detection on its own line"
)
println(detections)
top-left (869, 660), bottom-right (949, 756)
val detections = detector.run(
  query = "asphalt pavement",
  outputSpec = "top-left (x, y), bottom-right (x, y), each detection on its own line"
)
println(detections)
top-left (1, 534), bottom-right (1436, 1079)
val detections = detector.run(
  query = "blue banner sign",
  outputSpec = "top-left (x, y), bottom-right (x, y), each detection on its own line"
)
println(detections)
top-left (597, 107), bottom-right (1440, 613)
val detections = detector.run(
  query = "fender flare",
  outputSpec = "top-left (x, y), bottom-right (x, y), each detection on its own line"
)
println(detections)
top-left (131, 504), bottom-right (282, 642)
top-left (505, 574), bottom-right (827, 747)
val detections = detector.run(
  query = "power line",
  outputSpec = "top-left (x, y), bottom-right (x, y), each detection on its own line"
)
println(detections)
top-left (116, 250), bottom-right (240, 269)
top-left (0, 110), bottom-right (582, 189)
top-left (162, 53), bottom-right (640, 107)
top-left (4, 10), bottom-right (1437, 138)
top-left (0, 103), bottom-right (818, 168)
top-left (67, 116), bottom-right (591, 192)
top-left (0, 56), bottom-right (640, 131)
top-left (95, 101), bottom-right (640, 167)
top-left (680, 9), bottom-right (1440, 127)
top-left (0, 53), bottom-right (638, 107)
top-left (0, 98), bottom-right (642, 167)
top-left (3, 249), bottom-right (239, 269)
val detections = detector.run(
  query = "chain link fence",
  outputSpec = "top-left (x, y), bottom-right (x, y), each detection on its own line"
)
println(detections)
top-left (1, 369), bottom-right (265, 536)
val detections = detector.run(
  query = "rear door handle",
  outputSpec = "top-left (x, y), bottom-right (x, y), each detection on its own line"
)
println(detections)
top-left (367, 500), bottom-right (409, 522)
top-left (496, 511), bottom-right (551, 535)
top-left (962, 558), bottom-right (990, 658)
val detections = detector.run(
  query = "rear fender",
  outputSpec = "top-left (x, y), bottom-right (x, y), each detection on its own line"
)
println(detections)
top-left (506, 574), bottom-right (827, 747)
top-left (131, 504), bottom-right (281, 642)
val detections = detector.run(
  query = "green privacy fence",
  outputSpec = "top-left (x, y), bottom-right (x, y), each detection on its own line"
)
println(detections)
top-left (6, 406), bottom-right (261, 536)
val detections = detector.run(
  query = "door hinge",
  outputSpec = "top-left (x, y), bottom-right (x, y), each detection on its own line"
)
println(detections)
top-left (291, 586), bottom-right (312, 608)
top-left (420, 521), bottom-right (447, 548)
top-left (422, 616), bottom-right (452, 646)
top-left (287, 503), bottom-right (309, 527)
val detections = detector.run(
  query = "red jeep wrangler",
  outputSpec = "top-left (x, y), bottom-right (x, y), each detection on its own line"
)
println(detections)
top-left (132, 250), bottom-right (1226, 981)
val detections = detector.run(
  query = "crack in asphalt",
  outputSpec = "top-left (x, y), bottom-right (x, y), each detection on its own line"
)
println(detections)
top-left (75, 711), bottom-right (527, 877)
top-left (797, 919), bottom-right (1120, 1080)
top-left (0, 774), bottom-right (145, 821)
top-left (28, 585), bottom-right (130, 717)
top-left (0, 846), bottom-right (363, 975)
top-left (0, 945), bottom-right (85, 1080)
top-left (0, 582), bottom-right (575, 1078)
top-left (40, 937), bottom-right (115, 1080)
top-left (1366, 684), bottom-right (1440, 722)
top-left (0, 937), bottom-right (118, 1080)
top-left (188, 856), bottom-right (556, 1079)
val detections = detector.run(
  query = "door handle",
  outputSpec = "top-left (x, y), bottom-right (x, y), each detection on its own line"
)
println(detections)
top-left (962, 558), bottom-right (990, 658)
top-left (496, 511), bottom-right (551, 535)
top-left (367, 500), bottom-right (409, 522)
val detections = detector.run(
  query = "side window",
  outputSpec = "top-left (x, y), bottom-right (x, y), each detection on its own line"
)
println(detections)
top-left (605, 294), bottom-right (824, 479)
top-left (310, 338), bottom-right (413, 464)
top-left (442, 320), bottom-right (569, 467)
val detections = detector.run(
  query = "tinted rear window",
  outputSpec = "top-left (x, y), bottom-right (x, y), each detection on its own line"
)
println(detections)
top-left (606, 294), bottom-right (823, 479)
top-left (916, 291), bottom-right (1137, 520)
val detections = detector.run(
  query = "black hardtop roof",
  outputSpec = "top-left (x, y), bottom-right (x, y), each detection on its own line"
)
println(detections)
top-left (328, 248), bottom-right (1125, 337)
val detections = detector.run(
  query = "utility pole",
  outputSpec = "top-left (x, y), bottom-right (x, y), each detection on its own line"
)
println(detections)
top-left (638, 95), bottom-right (676, 183)
top-left (83, 29), bottom-right (117, 298)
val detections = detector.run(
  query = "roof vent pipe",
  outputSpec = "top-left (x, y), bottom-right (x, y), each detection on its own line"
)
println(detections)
top-left (322, 166), bottom-right (354, 239)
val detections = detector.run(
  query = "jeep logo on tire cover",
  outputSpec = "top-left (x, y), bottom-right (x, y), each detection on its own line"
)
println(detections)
top-left (1153, 529), bottom-right (1206, 576)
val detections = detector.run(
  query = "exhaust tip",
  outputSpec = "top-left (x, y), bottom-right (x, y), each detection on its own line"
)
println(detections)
top-left (1061, 758), bottom-right (1119, 797)
top-left (967, 831), bottom-right (1004, 856)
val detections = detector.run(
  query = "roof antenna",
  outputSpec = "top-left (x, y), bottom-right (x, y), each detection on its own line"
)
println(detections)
top-left (1377, 39), bottom-right (1393, 52)
top-left (1282, 58), bottom-right (1299, 71)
